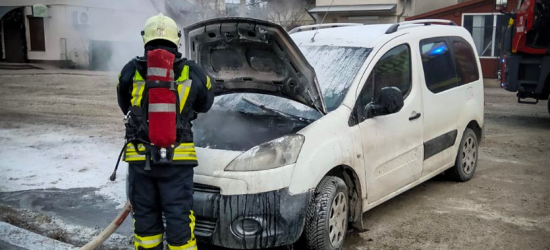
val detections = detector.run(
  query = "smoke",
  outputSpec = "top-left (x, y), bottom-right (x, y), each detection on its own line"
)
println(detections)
top-left (70, 0), bottom-right (222, 72)
top-left (61, 0), bottom-right (159, 71)
top-left (65, 0), bottom-right (310, 72)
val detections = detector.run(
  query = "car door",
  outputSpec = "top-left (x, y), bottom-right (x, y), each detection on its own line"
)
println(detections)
top-left (350, 42), bottom-right (424, 203)
top-left (418, 37), bottom-right (464, 176)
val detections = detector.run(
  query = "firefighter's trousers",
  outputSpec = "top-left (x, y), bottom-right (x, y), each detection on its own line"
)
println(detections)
top-left (128, 164), bottom-right (196, 250)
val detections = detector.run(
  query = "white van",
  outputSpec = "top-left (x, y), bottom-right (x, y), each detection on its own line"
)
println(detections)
top-left (185, 18), bottom-right (484, 250)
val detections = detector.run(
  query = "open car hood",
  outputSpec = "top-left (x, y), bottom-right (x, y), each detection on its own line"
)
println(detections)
top-left (184, 18), bottom-right (326, 114)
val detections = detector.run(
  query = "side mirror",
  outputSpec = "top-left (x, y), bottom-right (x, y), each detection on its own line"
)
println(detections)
top-left (366, 87), bottom-right (404, 118)
top-left (495, 0), bottom-right (507, 11)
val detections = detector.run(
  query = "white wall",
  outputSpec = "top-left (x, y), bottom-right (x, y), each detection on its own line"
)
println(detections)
top-left (314, 0), bottom-right (460, 24)
top-left (24, 6), bottom-right (61, 63)
top-left (316, 0), bottom-right (398, 6)
top-left (313, 0), bottom-right (406, 24)
top-left (23, 3), bottom-right (156, 69)
top-left (411, 0), bottom-right (459, 17)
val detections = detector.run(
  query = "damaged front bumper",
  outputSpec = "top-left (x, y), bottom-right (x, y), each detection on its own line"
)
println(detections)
top-left (192, 184), bottom-right (312, 249)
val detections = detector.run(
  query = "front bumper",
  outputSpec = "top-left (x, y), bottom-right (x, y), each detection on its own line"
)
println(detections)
top-left (193, 184), bottom-right (312, 249)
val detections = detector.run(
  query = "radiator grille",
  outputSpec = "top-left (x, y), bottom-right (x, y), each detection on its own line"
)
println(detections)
top-left (194, 183), bottom-right (220, 194)
top-left (195, 217), bottom-right (216, 238)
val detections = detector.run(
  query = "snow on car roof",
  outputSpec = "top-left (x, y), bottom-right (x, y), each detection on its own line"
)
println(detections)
top-left (290, 24), bottom-right (393, 48)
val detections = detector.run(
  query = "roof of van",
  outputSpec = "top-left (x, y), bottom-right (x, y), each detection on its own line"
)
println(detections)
top-left (290, 23), bottom-right (467, 48)
top-left (290, 24), bottom-right (392, 48)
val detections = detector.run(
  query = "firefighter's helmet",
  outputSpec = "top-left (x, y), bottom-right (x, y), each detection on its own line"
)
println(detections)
top-left (141, 13), bottom-right (180, 47)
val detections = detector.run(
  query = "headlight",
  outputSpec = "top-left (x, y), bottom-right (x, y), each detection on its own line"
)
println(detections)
top-left (225, 134), bottom-right (305, 171)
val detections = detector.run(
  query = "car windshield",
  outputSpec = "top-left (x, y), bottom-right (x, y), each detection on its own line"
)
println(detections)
top-left (211, 46), bottom-right (371, 119)
top-left (300, 45), bottom-right (372, 112)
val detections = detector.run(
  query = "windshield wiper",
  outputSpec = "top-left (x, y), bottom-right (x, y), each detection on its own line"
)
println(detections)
top-left (241, 97), bottom-right (315, 124)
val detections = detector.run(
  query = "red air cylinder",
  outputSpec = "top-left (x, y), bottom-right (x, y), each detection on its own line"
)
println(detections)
top-left (147, 49), bottom-right (176, 148)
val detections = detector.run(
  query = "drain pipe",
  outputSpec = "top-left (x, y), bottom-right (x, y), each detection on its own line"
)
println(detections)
top-left (398, 0), bottom-right (408, 22)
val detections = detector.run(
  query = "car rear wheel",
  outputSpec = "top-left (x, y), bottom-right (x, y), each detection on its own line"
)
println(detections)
top-left (304, 176), bottom-right (349, 250)
top-left (446, 128), bottom-right (478, 182)
top-left (547, 95), bottom-right (550, 115)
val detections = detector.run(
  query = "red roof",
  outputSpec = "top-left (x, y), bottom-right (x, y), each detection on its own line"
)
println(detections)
top-left (406, 0), bottom-right (488, 20)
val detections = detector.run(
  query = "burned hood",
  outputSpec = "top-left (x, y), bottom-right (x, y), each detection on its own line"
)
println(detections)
top-left (184, 18), bottom-right (326, 114)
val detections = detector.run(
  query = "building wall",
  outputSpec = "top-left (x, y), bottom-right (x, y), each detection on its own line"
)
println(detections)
top-left (266, 0), bottom-right (315, 29)
top-left (480, 58), bottom-right (499, 78)
top-left (313, 0), bottom-right (462, 24)
top-left (23, 6), bottom-right (61, 64)
top-left (21, 4), bottom-right (154, 69)
top-left (316, 0), bottom-right (398, 6)
top-left (315, 0), bottom-right (463, 21)
top-left (411, 0), bottom-right (460, 19)
top-left (406, 0), bottom-right (519, 23)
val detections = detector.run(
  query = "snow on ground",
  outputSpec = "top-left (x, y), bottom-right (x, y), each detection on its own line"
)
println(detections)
top-left (0, 124), bottom-right (128, 208)
top-left (0, 221), bottom-right (77, 250)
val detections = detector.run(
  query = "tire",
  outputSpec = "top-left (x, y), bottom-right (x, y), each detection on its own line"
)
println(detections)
top-left (547, 95), bottom-right (550, 116)
top-left (304, 176), bottom-right (349, 250)
top-left (446, 128), bottom-right (479, 182)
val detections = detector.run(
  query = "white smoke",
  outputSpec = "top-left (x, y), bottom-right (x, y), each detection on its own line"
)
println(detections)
top-left (65, 0), bottom-right (310, 72)
top-left (56, 0), bottom-right (159, 71)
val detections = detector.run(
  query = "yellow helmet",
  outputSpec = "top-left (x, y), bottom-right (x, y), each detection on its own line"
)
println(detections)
top-left (141, 13), bottom-right (180, 47)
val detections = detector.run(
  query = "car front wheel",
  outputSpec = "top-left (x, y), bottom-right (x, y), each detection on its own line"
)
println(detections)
top-left (304, 176), bottom-right (349, 250)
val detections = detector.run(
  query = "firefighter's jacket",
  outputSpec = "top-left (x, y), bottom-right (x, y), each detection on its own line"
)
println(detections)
top-left (117, 45), bottom-right (214, 166)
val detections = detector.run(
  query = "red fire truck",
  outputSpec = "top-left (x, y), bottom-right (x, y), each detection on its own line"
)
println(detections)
top-left (498, 0), bottom-right (550, 114)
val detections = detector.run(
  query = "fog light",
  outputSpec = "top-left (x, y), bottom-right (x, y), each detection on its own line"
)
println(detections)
top-left (231, 218), bottom-right (263, 237)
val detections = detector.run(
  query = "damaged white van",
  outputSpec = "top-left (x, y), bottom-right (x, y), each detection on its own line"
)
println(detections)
top-left (185, 18), bottom-right (484, 250)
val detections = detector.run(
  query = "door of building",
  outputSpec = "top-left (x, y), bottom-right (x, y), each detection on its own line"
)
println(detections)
top-left (2, 8), bottom-right (25, 63)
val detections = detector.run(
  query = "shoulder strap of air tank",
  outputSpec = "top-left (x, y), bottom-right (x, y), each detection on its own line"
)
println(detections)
top-left (175, 62), bottom-right (192, 142)
top-left (174, 60), bottom-right (190, 82)
top-left (129, 58), bottom-right (149, 137)
top-left (173, 59), bottom-right (184, 80)
top-left (131, 58), bottom-right (147, 81)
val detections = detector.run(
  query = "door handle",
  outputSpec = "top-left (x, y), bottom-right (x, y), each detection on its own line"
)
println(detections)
top-left (409, 112), bottom-right (421, 121)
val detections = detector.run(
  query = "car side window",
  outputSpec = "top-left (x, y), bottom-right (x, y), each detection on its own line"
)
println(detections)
top-left (420, 40), bottom-right (460, 93)
top-left (350, 44), bottom-right (411, 125)
top-left (452, 41), bottom-right (480, 85)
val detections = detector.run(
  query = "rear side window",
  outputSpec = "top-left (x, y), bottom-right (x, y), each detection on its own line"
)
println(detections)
top-left (420, 40), bottom-right (460, 93)
top-left (452, 41), bottom-right (479, 84)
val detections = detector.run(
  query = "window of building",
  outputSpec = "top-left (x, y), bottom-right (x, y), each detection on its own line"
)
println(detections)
top-left (452, 40), bottom-right (479, 84)
top-left (354, 44), bottom-right (411, 122)
top-left (462, 13), bottom-right (507, 58)
top-left (420, 40), bottom-right (460, 93)
top-left (28, 17), bottom-right (45, 51)
top-left (348, 16), bottom-right (380, 25)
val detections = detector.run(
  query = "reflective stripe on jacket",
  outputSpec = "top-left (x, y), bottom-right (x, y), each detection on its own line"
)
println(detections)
top-left (125, 143), bottom-right (197, 162)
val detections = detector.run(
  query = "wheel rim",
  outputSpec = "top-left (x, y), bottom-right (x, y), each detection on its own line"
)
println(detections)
top-left (461, 136), bottom-right (477, 175)
top-left (329, 192), bottom-right (347, 247)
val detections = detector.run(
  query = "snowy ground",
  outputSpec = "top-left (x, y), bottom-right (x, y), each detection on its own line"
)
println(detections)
top-left (0, 125), bottom-right (127, 207)
top-left (0, 70), bottom-right (128, 208)
top-left (0, 70), bottom-right (134, 249)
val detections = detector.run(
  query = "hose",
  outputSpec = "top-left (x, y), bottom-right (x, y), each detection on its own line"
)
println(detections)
top-left (109, 143), bottom-right (127, 181)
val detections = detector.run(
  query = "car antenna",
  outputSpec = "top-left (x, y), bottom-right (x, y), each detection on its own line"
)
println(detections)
top-left (311, 0), bottom-right (335, 43)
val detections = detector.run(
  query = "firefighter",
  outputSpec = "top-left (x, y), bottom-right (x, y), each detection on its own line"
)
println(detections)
top-left (117, 13), bottom-right (214, 250)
